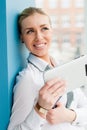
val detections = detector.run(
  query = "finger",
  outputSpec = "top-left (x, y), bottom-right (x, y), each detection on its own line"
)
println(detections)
top-left (53, 83), bottom-right (66, 97)
top-left (56, 102), bottom-right (62, 107)
top-left (48, 80), bottom-right (65, 94)
top-left (46, 109), bottom-right (54, 119)
top-left (42, 78), bottom-right (61, 91)
top-left (46, 109), bottom-right (56, 124)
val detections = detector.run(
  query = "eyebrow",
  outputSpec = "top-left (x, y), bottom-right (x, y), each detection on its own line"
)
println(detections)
top-left (27, 24), bottom-right (48, 29)
top-left (40, 24), bottom-right (48, 27)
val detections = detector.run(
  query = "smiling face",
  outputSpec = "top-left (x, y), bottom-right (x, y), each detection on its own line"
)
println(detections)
top-left (20, 13), bottom-right (52, 61)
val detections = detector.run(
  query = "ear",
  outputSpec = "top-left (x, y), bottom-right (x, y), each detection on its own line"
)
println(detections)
top-left (20, 35), bottom-right (24, 43)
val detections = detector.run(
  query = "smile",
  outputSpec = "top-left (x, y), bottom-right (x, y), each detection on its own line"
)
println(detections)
top-left (34, 43), bottom-right (46, 49)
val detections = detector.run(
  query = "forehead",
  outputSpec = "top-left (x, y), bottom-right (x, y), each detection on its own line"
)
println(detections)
top-left (21, 13), bottom-right (50, 28)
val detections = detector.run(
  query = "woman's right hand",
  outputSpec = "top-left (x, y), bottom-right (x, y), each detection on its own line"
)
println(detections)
top-left (38, 78), bottom-right (66, 110)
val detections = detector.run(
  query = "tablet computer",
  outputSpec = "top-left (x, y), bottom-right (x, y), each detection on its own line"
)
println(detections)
top-left (44, 55), bottom-right (87, 92)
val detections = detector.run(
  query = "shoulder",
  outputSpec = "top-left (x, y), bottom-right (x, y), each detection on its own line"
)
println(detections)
top-left (16, 62), bottom-right (38, 82)
top-left (13, 64), bottom-right (35, 91)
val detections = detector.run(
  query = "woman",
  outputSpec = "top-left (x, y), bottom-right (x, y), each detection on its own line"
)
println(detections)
top-left (8, 7), bottom-right (87, 130)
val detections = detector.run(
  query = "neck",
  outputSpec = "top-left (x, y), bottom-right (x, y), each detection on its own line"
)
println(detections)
top-left (33, 53), bottom-right (55, 67)
top-left (42, 56), bottom-right (54, 67)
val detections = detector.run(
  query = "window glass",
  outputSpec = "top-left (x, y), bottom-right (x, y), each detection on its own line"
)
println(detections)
top-left (50, 15), bottom-right (58, 28)
top-left (35, 0), bottom-right (43, 8)
top-left (48, 0), bottom-right (58, 9)
top-left (75, 0), bottom-right (84, 8)
top-left (61, 0), bottom-right (71, 8)
top-left (75, 14), bottom-right (84, 27)
top-left (61, 14), bottom-right (70, 28)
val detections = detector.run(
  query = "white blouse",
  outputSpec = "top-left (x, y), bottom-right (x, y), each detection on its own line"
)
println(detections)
top-left (8, 53), bottom-right (87, 130)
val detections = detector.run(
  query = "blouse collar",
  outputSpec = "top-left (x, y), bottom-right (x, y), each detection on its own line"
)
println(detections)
top-left (27, 53), bottom-right (57, 72)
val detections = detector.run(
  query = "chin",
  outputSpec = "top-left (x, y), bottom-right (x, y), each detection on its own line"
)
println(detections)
top-left (34, 51), bottom-right (48, 56)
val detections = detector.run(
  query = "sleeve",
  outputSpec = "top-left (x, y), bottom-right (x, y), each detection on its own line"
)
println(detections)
top-left (7, 71), bottom-right (45, 130)
top-left (8, 108), bottom-right (45, 130)
top-left (70, 88), bottom-right (87, 126)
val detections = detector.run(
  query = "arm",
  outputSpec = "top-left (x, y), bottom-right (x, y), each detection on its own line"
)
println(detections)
top-left (8, 72), bottom-right (45, 130)
top-left (71, 88), bottom-right (87, 126)
top-left (8, 73), bottom-right (66, 130)
top-left (46, 102), bottom-right (76, 125)
top-left (46, 88), bottom-right (87, 127)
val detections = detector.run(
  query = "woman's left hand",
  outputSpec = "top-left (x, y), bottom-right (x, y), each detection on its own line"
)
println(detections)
top-left (46, 102), bottom-right (76, 124)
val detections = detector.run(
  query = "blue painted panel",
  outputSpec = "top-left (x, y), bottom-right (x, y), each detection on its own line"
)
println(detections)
top-left (0, 0), bottom-right (9, 129)
top-left (0, 0), bottom-right (35, 130)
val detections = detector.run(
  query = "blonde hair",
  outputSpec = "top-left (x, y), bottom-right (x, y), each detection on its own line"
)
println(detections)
top-left (18, 7), bottom-right (51, 34)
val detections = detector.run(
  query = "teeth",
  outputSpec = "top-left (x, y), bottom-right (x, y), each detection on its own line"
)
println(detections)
top-left (34, 43), bottom-right (45, 48)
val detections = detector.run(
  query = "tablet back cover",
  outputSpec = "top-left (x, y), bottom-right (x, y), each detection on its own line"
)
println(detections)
top-left (44, 55), bottom-right (87, 92)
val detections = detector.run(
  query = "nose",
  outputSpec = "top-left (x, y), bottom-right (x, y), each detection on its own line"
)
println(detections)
top-left (35, 31), bottom-right (43, 41)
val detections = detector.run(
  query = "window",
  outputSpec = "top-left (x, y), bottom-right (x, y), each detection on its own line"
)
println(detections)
top-left (76, 33), bottom-right (83, 44)
top-left (48, 0), bottom-right (58, 9)
top-left (62, 33), bottom-right (70, 43)
top-left (75, 14), bottom-right (84, 27)
top-left (61, 0), bottom-right (71, 8)
top-left (61, 14), bottom-right (70, 28)
top-left (75, 0), bottom-right (84, 8)
top-left (35, 0), bottom-right (43, 8)
top-left (50, 15), bottom-right (58, 28)
top-left (75, 32), bottom-right (84, 57)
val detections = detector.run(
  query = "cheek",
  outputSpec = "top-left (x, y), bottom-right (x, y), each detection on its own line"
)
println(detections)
top-left (47, 31), bottom-right (52, 40)
top-left (23, 36), bottom-right (30, 42)
top-left (23, 37), bottom-right (32, 46)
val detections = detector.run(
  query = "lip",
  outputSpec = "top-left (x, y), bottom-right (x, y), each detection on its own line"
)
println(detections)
top-left (33, 43), bottom-right (46, 49)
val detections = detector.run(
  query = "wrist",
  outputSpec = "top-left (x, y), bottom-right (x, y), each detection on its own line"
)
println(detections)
top-left (66, 109), bottom-right (76, 123)
top-left (35, 103), bottom-right (48, 115)
top-left (70, 109), bottom-right (77, 123)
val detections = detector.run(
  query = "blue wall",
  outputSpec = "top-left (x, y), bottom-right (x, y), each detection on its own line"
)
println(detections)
top-left (0, 0), bottom-right (35, 130)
